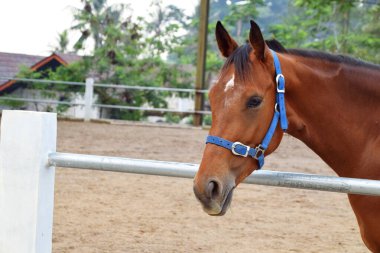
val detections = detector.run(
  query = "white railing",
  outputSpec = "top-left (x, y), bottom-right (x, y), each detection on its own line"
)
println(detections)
top-left (0, 77), bottom-right (211, 122)
top-left (2, 110), bottom-right (380, 253)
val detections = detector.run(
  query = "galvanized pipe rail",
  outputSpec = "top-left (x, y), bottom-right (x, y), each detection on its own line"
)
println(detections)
top-left (49, 152), bottom-right (380, 196)
top-left (0, 97), bottom-right (211, 115)
top-left (92, 103), bottom-right (211, 114)
top-left (0, 77), bottom-right (212, 119)
top-left (0, 77), bottom-right (209, 93)
top-left (0, 97), bottom-right (83, 106)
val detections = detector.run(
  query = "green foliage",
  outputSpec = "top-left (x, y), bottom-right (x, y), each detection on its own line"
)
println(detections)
top-left (181, 0), bottom-right (265, 88)
top-left (223, 0), bottom-right (265, 41)
top-left (269, 0), bottom-right (380, 64)
top-left (0, 95), bottom-right (26, 109)
top-left (56, 104), bottom-right (71, 115)
top-left (55, 30), bottom-right (69, 53)
top-left (67, 0), bottom-right (195, 120)
top-left (10, 0), bottom-right (196, 120)
top-left (164, 112), bottom-right (181, 124)
top-left (0, 64), bottom-right (86, 113)
top-left (187, 0), bottom-right (380, 90)
top-left (145, 1), bottom-right (189, 58)
top-left (202, 114), bottom-right (212, 126)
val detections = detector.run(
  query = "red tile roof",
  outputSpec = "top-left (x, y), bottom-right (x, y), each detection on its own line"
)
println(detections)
top-left (55, 53), bottom-right (82, 65)
top-left (0, 52), bottom-right (44, 84)
top-left (0, 52), bottom-right (81, 92)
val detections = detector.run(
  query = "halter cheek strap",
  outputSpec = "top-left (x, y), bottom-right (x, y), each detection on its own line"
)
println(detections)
top-left (206, 50), bottom-right (288, 170)
top-left (273, 50), bottom-right (288, 130)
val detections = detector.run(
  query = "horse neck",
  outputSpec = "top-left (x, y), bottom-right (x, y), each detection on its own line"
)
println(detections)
top-left (280, 54), bottom-right (380, 178)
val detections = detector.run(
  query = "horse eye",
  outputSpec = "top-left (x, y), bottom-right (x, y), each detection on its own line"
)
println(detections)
top-left (246, 96), bottom-right (262, 109)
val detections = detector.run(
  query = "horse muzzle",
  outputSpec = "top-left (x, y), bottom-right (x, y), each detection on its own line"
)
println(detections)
top-left (193, 177), bottom-right (235, 216)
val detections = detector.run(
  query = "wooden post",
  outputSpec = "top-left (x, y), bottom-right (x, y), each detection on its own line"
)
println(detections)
top-left (0, 110), bottom-right (57, 253)
top-left (194, 0), bottom-right (209, 126)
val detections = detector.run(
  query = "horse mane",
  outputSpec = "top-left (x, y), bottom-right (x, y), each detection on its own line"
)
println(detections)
top-left (223, 39), bottom-right (380, 75)
top-left (265, 39), bottom-right (288, 53)
top-left (266, 39), bottom-right (380, 70)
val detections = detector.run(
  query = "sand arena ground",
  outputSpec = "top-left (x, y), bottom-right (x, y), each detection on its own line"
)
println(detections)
top-left (51, 120), bottom-right (368, 253)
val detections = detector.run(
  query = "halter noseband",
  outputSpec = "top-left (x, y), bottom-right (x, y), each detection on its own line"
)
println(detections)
top-left (206, 50), bottom-right (288, 169)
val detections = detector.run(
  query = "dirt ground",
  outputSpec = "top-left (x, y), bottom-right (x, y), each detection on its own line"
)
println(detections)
top-left (52, 120), bottom-right (368, 253)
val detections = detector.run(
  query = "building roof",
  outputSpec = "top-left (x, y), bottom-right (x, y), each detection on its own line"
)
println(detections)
top-left (55, 53), bottom-right (82, 65)
top-left (0, 52), bottom-right (44, 84)
top-left (0, 52), bottom-right (81, 92)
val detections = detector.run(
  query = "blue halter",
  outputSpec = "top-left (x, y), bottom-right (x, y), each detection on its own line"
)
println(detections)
top-left (206, 50), bottom-right (288, 169)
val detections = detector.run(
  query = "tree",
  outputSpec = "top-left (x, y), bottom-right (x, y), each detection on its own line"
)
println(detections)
top-left (355, 4), bottom-right (380, 63)
top-left (145, 1), bottom-right (189, 57)
top-left (180, 0), bottom-right (265, 88)
top-left (223, 0), bottom-right (265, 41)
top-left (12, 0), bottom-right (196, 121)
top-left (54, 30), bottom-right (69, 53)
top-left (269, 0), bottom-right (380, 64)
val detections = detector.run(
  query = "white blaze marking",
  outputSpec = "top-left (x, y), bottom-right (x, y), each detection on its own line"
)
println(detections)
top-left (224, 75), bottom-right (235, 92)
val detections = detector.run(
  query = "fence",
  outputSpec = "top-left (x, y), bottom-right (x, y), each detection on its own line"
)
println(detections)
top-left (0, 77), bottom-right (211, 123)
top-left (1, 110), bottom-right (380, 253)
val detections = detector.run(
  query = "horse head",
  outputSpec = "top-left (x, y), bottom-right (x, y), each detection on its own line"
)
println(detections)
top-left (193, 20), bottom-right (286, 215)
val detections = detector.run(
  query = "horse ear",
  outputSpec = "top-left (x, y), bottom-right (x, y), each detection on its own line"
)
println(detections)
top-left (249, 20), bottom-right (268, 61)
top-left (215, 21), bottom-right (238, 58)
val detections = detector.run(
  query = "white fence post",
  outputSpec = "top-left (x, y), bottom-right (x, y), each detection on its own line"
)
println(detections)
top-left (0, 110), bottom-right (56, 253)
top-left (84, 77), bottom-right (94, 121)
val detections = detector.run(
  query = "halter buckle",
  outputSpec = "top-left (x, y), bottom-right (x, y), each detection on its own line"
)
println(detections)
top-left (231, 142), bottom-right (250, 157)
top-left (276, 74), bottom-right (285, 93)
top-left (253, 144), bottom-right (265, 159)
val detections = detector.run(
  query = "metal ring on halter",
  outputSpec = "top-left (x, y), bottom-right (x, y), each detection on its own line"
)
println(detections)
top-left (274, 103), bottom-right (279, 112)
top-left (253, 144), bottom-right (265, 159)
top-left (276, 74), bottom-right (285, 93)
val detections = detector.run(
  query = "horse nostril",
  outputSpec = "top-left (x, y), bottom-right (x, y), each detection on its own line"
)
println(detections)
top-left (207, 180), bottom-right (220, 200)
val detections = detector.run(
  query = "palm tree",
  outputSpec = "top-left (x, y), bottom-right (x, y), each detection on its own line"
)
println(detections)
top-left (54, 30), bottom-right (69, 53)
top-left (71, 0), bottom-right (130, 52)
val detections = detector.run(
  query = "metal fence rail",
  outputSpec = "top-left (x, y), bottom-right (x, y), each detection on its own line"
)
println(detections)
top-left (93, 103), bottom-right (211, 114)
top-left (0, 97), bottom-right (211, 114)
top-left (0, 97), bottom-right (83, 106)
top-left (0, 77), bottom-right (211, 120)
top-left (49, 152), bottom-right (380, 196)
top-left (94, 82), bottom-right (209, 93)
top-left (0, 77), bottom-right (208, 93)
top-left (1, 77), bottom-right (85, 86)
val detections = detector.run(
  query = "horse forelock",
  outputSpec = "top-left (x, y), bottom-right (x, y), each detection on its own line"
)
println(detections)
top-left (219, 41), bottom-right (284, 85)
top-left (221, 44), bottom-right (253, 83)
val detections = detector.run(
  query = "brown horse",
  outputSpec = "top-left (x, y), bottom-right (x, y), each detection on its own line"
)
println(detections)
top-left (193, 20), bottom-right (380, 252)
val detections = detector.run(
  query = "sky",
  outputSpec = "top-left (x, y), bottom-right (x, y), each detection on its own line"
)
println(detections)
top-left (0, 0), bottom-right (197, 56)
